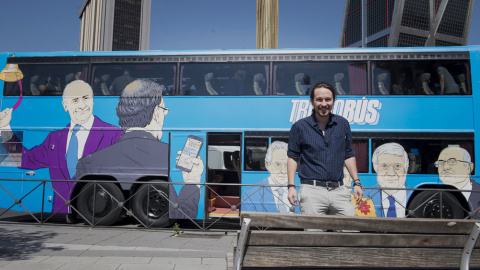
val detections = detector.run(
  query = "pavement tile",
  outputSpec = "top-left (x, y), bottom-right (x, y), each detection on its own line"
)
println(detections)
top-left (89, 245), bottom-right (136, 251)
top-left (0, 261), bottom-right (65, 270)
top-left (202, 257), bottom-right (227, 265)
top-left (146, 250), bottom-right (180, 258)
top-left (79, 250), bottom-right (118, 257)
top-left (150, 257), bottom-right (202, 265)
top-left (1, 255), bottom-right (51, 263)
top-left (34, 249), bottom-right (87, 257)
top-left (173, 263), bottom-right (226, 270)
top-left (117, 264), bottom-right (175, 270)
top-left (178, 250), bottom-right (224, 258)
top-left (43, 243), bottom-right (92, 250)
top-left (97, 256), bottom-right (152, 264)
top-left (57, 263), bottom-right (120, 270)
top-left (39, 255), bottom-right (101, 264)
top-left (99, 231), bottom-right (151, 246)
top-left (114, 250), bottom-right (153, 257)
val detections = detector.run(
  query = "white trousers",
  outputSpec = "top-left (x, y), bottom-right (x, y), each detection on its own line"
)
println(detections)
top-left (299, 184), bottom-right (355, 216)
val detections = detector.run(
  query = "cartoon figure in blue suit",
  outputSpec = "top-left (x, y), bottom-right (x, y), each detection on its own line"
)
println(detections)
top-left (242, 141), bottom-right (299, 213)
top-left (366, 142), bottom-right (412, 217)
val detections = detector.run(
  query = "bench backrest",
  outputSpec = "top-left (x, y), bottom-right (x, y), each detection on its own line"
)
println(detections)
top-left (241, 211), bottom-right (477, 234)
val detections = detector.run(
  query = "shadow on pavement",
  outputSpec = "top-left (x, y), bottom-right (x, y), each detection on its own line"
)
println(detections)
top-left (0, 227), bottom-right (59, 261)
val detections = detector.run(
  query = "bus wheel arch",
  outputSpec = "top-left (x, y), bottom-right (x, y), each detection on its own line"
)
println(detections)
top-left (131, 177), bottom-right (170, 228)
top-left (406, 185), bottom-right (468, 219)
top-left (74, 176), bottom-right (125, 226)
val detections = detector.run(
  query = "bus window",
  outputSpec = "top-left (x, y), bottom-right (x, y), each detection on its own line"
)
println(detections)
top-left (180, 62), bottom-right (269, 96)
top-left (0, 130), bottom-right (22, 167)
top-left (353, 140), bottom-right (369, 173)
top-left (91, 63), bottom-right (176, 96)
top-left (3, 64), bottom-right (88, 96)
top-left (372, 60), bottom-right (471, 95)
top-left (244, 138), bottom-right (268, 171)
top-left (273, 61), bottom-right (367, 96)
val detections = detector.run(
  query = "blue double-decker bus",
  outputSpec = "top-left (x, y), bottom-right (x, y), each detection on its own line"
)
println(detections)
top-left (0, 46), bottom-right (478, 227)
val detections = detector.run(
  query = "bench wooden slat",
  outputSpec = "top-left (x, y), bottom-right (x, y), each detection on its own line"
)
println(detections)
top-left (243, 246), bottom-right (480, 268)
top-left (241, 211), bottom-right (476, 234)
top-left (245, 230), bottom-right (480, 248)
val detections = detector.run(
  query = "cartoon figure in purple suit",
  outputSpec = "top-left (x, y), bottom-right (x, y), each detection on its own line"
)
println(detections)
top-left (0, 80), bottom-right (123, 214)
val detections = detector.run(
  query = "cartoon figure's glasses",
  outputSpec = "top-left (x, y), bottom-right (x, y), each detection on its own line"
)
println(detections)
top-left (378, 163), bottom-right (404, 172)
top-left (434, 158), bottom-right (469, 167)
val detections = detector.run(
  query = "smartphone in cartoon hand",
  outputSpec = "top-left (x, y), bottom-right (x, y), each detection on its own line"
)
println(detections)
top-left (176, 135), bottom-right (204, 172)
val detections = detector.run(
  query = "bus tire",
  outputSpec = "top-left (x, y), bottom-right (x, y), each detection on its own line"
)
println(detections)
top-left (77, 182), bottom-right (125, 226)
top-left (132, 181), bottom-right (170, 228)
top-left (408, 190), bottom-right (464, 219)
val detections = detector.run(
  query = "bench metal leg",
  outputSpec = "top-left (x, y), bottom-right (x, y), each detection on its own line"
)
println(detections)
top-left (461, 222), bottom-right (480, 270)
top-left (234, 218), bottom-right (251, 270)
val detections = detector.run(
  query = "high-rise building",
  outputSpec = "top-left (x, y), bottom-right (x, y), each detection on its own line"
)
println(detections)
top-left (79, 0), bottom-right (151, 51)
top-left (256, 0), bottom-right (278, 49)
top-left (340, 0), bottom-right (475, 47)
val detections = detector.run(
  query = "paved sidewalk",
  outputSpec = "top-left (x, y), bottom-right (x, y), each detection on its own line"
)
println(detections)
top-left (0, 223), bottom-right (237, 270)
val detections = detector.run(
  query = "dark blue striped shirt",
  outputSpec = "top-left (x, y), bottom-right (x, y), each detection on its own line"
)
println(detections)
top-left (287, 113), bottom-right (355, 182)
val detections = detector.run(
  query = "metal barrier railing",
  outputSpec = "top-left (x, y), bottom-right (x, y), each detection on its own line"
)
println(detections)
top-left (0, 178), bottom-right (477, 230)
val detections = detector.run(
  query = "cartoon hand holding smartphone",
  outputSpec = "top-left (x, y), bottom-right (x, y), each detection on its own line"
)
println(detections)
top-left (176, 135), bottom-right (204, 184)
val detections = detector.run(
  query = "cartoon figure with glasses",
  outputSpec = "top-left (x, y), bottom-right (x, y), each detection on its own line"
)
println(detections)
top-left (366, 142), bottom-right (412, 217)
top-left (436, 146), bottom-right (479, 216)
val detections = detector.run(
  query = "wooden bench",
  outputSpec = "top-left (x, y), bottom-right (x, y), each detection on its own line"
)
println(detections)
top-left (234, 211), bottom-right (480, 270)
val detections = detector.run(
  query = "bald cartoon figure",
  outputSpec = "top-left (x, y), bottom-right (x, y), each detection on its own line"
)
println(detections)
top-left (436, 146), bottom-right (479, 216)
top-left (0, 80), bottom-right (123, 214)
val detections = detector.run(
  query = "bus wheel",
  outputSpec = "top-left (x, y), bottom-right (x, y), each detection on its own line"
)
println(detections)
top-left (77, 182), bottom-right (125, 226)
top-left (132, 181), bottom-right (170, 228)
top-left (408, 190), bottom-right (464, 219)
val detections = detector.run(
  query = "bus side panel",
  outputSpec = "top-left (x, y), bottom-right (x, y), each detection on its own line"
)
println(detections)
top-left (165, 96), bottom-right (473, 132)
top-left (470, 47), bottom-right (480, 179)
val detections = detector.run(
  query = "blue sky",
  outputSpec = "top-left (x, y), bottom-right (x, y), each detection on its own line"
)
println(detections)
top-left (0, 0), bottom-right (478, 53)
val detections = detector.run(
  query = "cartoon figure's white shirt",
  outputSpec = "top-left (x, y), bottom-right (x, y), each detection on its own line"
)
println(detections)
top-left (66, 115), bottom-right (94, 159)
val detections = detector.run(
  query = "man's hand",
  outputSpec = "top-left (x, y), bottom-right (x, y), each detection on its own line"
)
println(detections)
top-left (353, 185), bottom-right (363, 205)
top-left (288, 187), bottom-right (298, 206)
top-left (0, 108), bottom-right (13, 128)
top-left (176, 151), bottom-right (204, 184)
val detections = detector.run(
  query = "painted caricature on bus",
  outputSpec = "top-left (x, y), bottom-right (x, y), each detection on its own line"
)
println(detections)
top-left (242, 141), bottom-right (299, 213)
top-left (435, 146), bottom-right (479, 218)
top-left (367, 143), bottom-right (412, 217)
top-left (0, 80), bottom-right (123, 215)
top-left (74, 79), bottom-right (204, 226)
top-left (0, 73), bottom-right (204, 226)
top-left (0, 46), bottom-right (480, 227)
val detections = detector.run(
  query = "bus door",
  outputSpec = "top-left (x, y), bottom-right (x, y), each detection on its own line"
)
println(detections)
top-left (206, 133), bottom-right (241, 218)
